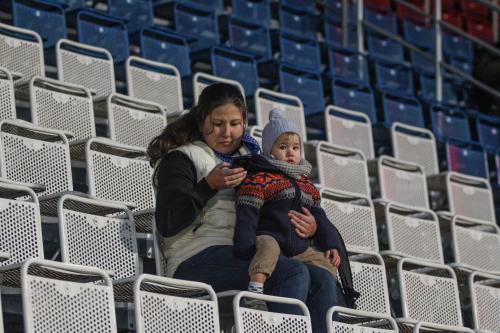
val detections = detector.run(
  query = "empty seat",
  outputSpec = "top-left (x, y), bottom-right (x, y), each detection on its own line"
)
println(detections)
top-left (140, 27), bottom-right (192, 78)
top-left (391, 122), bottom-right (439, 176)
top-left (445, 139), bottom-right (488, 179)
top-left (126, 56), bottom-right (183, 115)
top-left (430, 105), bottom-right (471, 142)
top-left (449, 58), bottom-right (473, 85)
top-left (320, 189), bottom-right (378, 252)
top-left (376, 202), bottom-right (444, 263)
top-left (107, 0), bottom-right (154, 34)
top-left (465, 19), bottom-right (493, 44)
top-left (325, 105), bottom-right (374, 160)
top-left (328, 307), bottom-right (397, 333)
top-left (77, 9), bottom-right (129, 63)
top-left (382, 92), bottom-right (424, 128)
top-left (233, 291), bottom-right (312, 332)
top-left (324, 0), bottom-right (356, 24)
top-left (476, 113), bottom-right (500, 153)
top-left (279, 4), bottom-right (316, 40)
top-left (461, 0), bottom-right (491, 21)
top-left (231, 0), bottom-right (271, 28)
top-left (280, 32), bottom-right (322, 73)
top-left (467, 271), bottom-right (500, 333)
top-left (367, 34), bottom-right (404, 63)
top-left (332, 79), bottom-right (376, 123)
top-left (305, 141), bottom-right (371, 197)
top-left (279, 64), bottom-right (324, 116)
top-left (30, 76), bottom-right (95, 141)
top-left (364, 8), bottom-right (397, 34)
top-left (374, 61), bottom-right (414, 96)
top-left (94, 93), bottom-right (166, 148)
top-left (56, 39), bottom-right (116, 99)
top-left (419, 73), bottom-right (460, 106)
top-left (12, 0), bottom-right (67, 49)
top-left (211, 46), bottom-right (259, 96)
top-left (0, 67), bottom-right (17, 120)
top-left (328, 47), bottom-right (370, 84)
top-left (228, 17), bottom-right (272, 62)
top-left (369, 155), bottom-right (429, 209)
top-left (46, 0), bottom-right (84, 12)
top-left (254, 88), bottom-right (307, 141)
top-left (403, 19), bottom-right (435, 50)
top-left (324, 18), bottom-right (358, 49)
top-left (247, 125), bottom-right (262, 147)
top-left (409, 49), bottom-right (435, 73)
top-left (0, 119), bottom-right (73, 197)
top-left (284, 0), bottom-right (316, 14)
top-left (192, 72), bottom-right (245, 105)
top-left (443, 32), bottom-right (474, 62)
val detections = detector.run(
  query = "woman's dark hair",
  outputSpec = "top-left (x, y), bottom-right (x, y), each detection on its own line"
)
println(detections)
top-left (147, 83), bottom-right (246, 166)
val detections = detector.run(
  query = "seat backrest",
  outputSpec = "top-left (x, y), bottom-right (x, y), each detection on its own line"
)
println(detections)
top-left (430, 105), bottom-right (471, 141)
top-left (476, 113), bottom-right (500, 153)
top-left (0, 120), bottom-right (73, 197)
top-left (469, 271), bottom-right (500, 333)
top-left (324, 19), bottom-right (358, 49)
top-left (247, 126), bottom-right (263, 147)
top-left (402, 19), bottom-right (435, 49)
top-left (229, 17), bottom-right (272, 62)
top-left (280, 32), bottom-right (321, 73)
top-left (56, 39), bottom-right (115, 99)
top-left (0, 67), bottom-right (17, 121)
top-left (30, 76), bottom-right (95, 141)
top-left (443, 32), bottom-right (473, 61)
top-left (446, 139), bottom-right (487, 179)
top-left (364, 8), bottom-right (397, 34)
top-left (375, 61), bottom-right (414, 96)
top-left (332, 79), bottom-right (376, 123)
top-left (231, 0), bottom-right (271, 28)
top-left (174, 3), bottom-right (219, 52)
top-left (107, 0), bottom-right (154, 34)
top-left (419, 74), bottom-right (459, 106)
top-left (192, 72), bottom-right (246, 105)
top-left (367, 33), bottom-right (404, 63)
top-left (328, 48), bottom-right (369, 84)
top-left (279, 4), bottom-right (316, 40)
top-left (382, 92), bottom-right (424, 128)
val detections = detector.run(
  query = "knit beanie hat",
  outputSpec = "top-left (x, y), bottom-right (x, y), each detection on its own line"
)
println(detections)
top-left (262, 109), bottom-right (301, 156)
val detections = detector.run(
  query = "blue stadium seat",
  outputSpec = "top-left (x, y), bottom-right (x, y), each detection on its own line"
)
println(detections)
top-left (279, 4), bottom-right (317, 40)
top-left (431, 104), bottom-right (471, 141)
top-left (443, 32), bottom-right (474, 61)
top-left (410, 49), bottom-right (435, 73)
top-left (284, 0), bottom-right (316, 14)
top-left (328, 47), bottom-right (369, 83)
top-left (364, 8), bottom-right (397, 34)
top-left (476, 113), bottom-right (500, 152)
top-left (173, 2), bottom-right (219, 53)
top-left (231, 0), bottom-right (271, 28)
top-left (495, 149), bottom-right (500, 187)
top-left (419, 73), bottom-right (460, 106)
top-left (324, 18), bottom-right (358, 48)
top-left (324, 0), bottom-right (356, 24)
top-left (280, 32), bottom-right (321, 73)
top-left (140, 27), bottom-right (192, 77)
top-left (332, 78), bottom-right (376, 122)
top-left (374, 60), bottom-right (414, 95)
top-left (107, 0), bottom-right (154, 34)
top-left (382, 92), bottom-right (424, 127)
top-left (211, 46), bottom-right (259, 96)
top-left (154, 0), bottom-right (224, 12)
top-left (12, 0), bottom-right (66, 48)
top-left (449, 58), bottom-right (473, 85)
top-left (77, 9), bottom-right (129, 63)
top-left (279, 64), bottom-right (324, 116)
top-left (228, 17), bottom-right (272, 62)
top-left (446, 139), bottom-right (488, 178)
top-left (403, 19), bottom-right (435, 50)
top-left (367, 34), bottom-right (404, 63)
top-left (45, 0), bottom-right (84, 11)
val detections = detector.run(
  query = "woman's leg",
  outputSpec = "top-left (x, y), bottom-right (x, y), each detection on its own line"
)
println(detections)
top-left (306, 264), bottom-right (340, 333)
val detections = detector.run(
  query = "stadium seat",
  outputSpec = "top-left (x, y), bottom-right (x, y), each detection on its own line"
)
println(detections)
top-left (0, 119), bottom-right (73, 197)
top-left (233, 291), bottom-right (312, 332)
top-left (328, 47), bottom-right (370, 84)
top-left (228, 17), bottom-right (272, 62)
top-left (30, 76), bottom-right (96, 141)
top-left (173, 2), bottom-right (220, 53)
top-left (140, 27), bottom-right (192, 78)
top-left (324, 0), bottom-right (356, 24)
top-left (45, 0), bottom-right (84, 11)
top-left (325, 105), bottom-right (374, 159)
top-left (95, 93), bottom-right (166, 148)
top-left (332, 78), bottom-right (376, 122)
top-left (159, 0), bottom-right (224, 12)
top-left (231, 0), bottom-right (271, 28)
top-left (430, 104), bottom-right (471, 142)
top-left (106, 0), bottom-right (153, 35)
top-left (364, 8), bottom-right (398, 34)
top-left (461, 0), bottom-right (491, 22)
top-left (320, 189), bottom-right (378, 252)
top-left (445, 139), bottom-right (488, 179)
top-left (465, 19), bottom-right (493, 44)
top-left (328, 307), bottom-right (397, 333)
top-left (280, 32), bottom-right (322, 73)
top-left (374, 61), bottom-right (414, 96)
top-left (56, 39), bottom-right (116, 99)
top-left (442, 11), bottom-right (463, 28)
top-left (0, 67), bottom-right (17, 121)
top-left (476, 113), bottom-right (500, 153)
top-left (367, 34), bottom-right (404, 63)
top-left (427, 172), bottom-right (496, 225)
top-left (376, 201), bottom-right (444, 263)
top-left (211, 46), bottom-right (259, 96)
top-left (70, 137), bottom-right (155, 233)
top-left (12, 0), bottom-right (67, 49)
top-left (192, 72), bottom-right (245, 105)
top-left (443, 32), bottom-right (474, 62)
top-left (279, 4), bottom-right (317, 40)
top-left (126, 56), bottom-right (184, 115)
top-left (369, 155), bottom-right (429, 209)
top-left (254, 88), bottom-right (307, 141)
top-left (76, 9), bottom-right (129, 64)
top-left (403, 19), bottom-right (435, 50)
top-left (466, 271), bottom-right (500, 333)
top-left (284, 0), bottom-right (316, 14)
top-left (419, 73), bottom-right (460, 106)
top-left (391, 122), bottom-right (439, 176)
top-left (305, 141), bottom-right (371, 197)
top-left (324, 18), bottom-right (358, 49)
top-left (247, 125), bottom-right (262, 147)
top-left (382, 92), bottom-right (424, 128)
top-left (279, 64), bottom-right (324, 116)
top-left (449, 58), bottom-right (473, 85)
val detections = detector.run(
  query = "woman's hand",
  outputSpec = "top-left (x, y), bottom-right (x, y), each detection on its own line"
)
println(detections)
top-left (205, 162), bottom-right (247, 190)
top-left (325, 249), bottom-right (341, 267)
top-left (289, 207), bottom-right (317, 238)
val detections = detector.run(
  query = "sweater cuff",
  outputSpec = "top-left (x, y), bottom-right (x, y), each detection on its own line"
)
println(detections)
top-left (192, 178), bottom-right (217, 202)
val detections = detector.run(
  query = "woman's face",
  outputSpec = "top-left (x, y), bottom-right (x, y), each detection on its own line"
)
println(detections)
top-left (200, 103), bottom-right (245, 154)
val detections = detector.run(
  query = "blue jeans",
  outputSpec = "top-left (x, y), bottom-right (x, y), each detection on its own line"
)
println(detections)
top-left (173, 245), bottom-right (338, 333)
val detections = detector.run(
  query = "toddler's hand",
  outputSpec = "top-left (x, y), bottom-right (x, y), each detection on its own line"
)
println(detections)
top-left (325, 249), bottom-right (341, 268)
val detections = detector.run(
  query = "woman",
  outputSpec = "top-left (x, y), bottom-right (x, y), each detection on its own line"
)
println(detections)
top-left (148, 83), bottom-right (340, 333)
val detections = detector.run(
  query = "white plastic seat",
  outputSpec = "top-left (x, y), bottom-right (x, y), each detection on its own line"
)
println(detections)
top-left (468, 271), bottom-right (500, 333)
top-left (192, 72), bottom-right (245, 105)
top-left (247, 126), bottom-right (263, 148)
top-left (56, 39), bottom-right (115, 99)
top-left (325, 105), bottom-right (374, 160)
top-left (255, 87), bottom-right (307, 141)
top-left (126, 56), bottom-right (183, 115)
top-left (94, 93), bottom-right (166, 148)
top-left (0, 67), bottom-right (16, 120)
top-left (391, 122), bottom-right (439, 176)
top-left (233, 291), bottom-right (312, 333)
top-left (369, 155), bottom-right (429, 209)
top-left (327, 308), bottom-right (397, 333)
top-left (305, 141), bottom-right (370, 197)
top-left (30, 76), bottom-right (95, 141)
top-left (320, 188), bottom-right (378, 252)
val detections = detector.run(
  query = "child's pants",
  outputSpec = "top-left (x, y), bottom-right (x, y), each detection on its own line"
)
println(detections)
top-left (248, 235), bottom-right (337, 278)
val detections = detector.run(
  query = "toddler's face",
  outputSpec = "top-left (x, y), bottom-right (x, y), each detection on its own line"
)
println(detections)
top-left (270, 133), bottom-right (301, 165)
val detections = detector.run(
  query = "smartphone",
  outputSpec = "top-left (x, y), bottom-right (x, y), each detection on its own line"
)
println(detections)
top-left (231, 156), bottom-right (251, 169)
